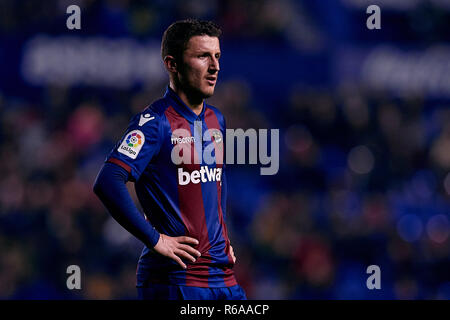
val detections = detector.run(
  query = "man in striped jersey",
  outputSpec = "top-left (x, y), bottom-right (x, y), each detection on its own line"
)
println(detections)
top-left (93, 19), bottom-right (246, 300)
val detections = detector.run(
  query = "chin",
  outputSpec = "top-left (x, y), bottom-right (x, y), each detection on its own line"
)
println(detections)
top-left (202, 87), bottom-right (215, 98)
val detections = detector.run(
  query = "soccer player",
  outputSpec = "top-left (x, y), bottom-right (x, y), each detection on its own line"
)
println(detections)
top-left (93, 19), bottom-right (247, 300)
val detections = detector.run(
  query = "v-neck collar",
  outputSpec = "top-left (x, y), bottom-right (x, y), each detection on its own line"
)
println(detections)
top-left (164, 86), bottom-right (206, 123)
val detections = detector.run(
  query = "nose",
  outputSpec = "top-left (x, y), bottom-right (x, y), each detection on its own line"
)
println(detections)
top-left (210, 57), bottom-right (220, 73)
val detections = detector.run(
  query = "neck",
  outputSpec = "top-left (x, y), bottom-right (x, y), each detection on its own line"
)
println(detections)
top-left (169, 82), bottom-right (203, 116)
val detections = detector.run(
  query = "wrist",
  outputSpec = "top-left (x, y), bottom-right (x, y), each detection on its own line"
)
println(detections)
top-left (149, 231), bottom-right (161, 248)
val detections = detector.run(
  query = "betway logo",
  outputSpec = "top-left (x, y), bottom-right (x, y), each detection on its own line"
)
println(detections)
top-left (178, 166), bottom-right (222, 185)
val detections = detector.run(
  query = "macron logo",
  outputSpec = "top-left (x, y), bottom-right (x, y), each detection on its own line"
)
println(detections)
top-left (139, 113), bottom-right (155, 126)
top-left (171, 136), bottom-right (196, 145)
top-left (178, 166), bottom-right (222, 185)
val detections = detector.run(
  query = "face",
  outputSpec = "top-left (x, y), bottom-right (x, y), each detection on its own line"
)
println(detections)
top-left (177, 35), bottom-right (221, 99)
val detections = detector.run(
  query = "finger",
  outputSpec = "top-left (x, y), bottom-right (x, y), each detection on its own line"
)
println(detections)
top-left (177, 236), bottom-right (199, 245)
top-left (230, 246), bottom-right (236, 263)
top-left (171, 253), bottom-right (187, 269)
top-left (174, 249), bottom-right (197, 263)
top-left (178, 244), bottom-right (201, 258)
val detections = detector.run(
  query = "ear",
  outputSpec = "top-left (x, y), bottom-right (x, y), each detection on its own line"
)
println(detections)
top-left (163, 55), bottom-right (178, 74)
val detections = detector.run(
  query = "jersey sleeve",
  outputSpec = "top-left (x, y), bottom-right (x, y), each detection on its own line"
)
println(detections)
top-left (106, 110), bottom-right (163, 181)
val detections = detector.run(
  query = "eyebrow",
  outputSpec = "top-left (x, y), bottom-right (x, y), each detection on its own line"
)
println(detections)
top-left (195, 50), bottom-right (221, 56)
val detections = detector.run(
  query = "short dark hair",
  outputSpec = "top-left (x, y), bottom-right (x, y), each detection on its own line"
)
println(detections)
top-left (161, 19), bottom-right (222, 63)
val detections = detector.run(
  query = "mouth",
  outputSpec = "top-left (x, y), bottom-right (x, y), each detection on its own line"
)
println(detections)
top-left (205, 76), bottom-right (217, 86)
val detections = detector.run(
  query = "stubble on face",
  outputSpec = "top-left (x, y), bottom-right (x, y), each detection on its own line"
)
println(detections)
top-left (177, 35), bottom-right (221, 102)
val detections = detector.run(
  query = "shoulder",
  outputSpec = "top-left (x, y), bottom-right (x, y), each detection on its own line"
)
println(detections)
top-left (125, 99), bottom-right (172, 139)
top-left (142, 97), bottom-right (171, 118)
top-left (129, 97), bottom-right (171, 127)
top-left (205, 103), bottom-right (226, 128)
top-left (205, 103), bottom-right (223, 116)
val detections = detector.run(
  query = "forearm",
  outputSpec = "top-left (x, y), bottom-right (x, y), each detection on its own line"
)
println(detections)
top-left (93, 162), bottom-right (160, 247)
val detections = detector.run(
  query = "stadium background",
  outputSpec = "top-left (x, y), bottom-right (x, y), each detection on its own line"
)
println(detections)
top-left (0, 0), bottom-right (449, 299)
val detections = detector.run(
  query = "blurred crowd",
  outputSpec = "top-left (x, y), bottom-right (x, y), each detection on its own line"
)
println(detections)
top-left (0, 0), bottom-right (449, 299)
top-left (1, 80), bottom-right (448, 299)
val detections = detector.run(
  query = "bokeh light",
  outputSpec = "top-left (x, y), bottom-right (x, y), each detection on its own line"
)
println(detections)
top-left (397, 214), bottom-right (423, 243)
top-left (426, 214), bottom-right (449, 244)
top-left (347, 145), bottom-right (375, 175)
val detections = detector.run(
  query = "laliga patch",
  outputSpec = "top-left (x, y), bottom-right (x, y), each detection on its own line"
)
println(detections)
top-left (118, 130), bottom-right (145, 159)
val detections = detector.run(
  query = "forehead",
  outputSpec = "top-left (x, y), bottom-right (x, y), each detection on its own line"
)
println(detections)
top-left (185, 35), bottom-right (220, 53)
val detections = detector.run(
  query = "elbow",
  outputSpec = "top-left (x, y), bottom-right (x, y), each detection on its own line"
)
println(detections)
top-left (93, 179), bottom-right (99, 195)
top-left (92, 162), bottom-right (129, 198)
top-left (92, 171), bottom-right (104, 197)
top-left (92, 180), bottom-right (101, 197)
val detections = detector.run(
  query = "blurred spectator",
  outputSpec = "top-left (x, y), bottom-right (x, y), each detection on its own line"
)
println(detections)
top-left (0, 0), bottom-right (448, 300)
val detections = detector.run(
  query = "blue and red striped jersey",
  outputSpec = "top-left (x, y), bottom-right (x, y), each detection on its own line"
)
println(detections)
top-left (106, 87), bottom-right (236, 288)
